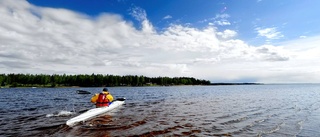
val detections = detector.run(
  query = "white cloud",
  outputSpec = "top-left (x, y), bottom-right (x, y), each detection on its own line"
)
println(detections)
top-left (200, 13), bottom-right (231, 26)
top-left (255, 45), bottom-right (289, 61)
top-left (129, 6), bottom-right (147, 21)
top-left (215, 14), bottom-right (230, 19)
top-left (163, 15), bottom-right (172, 20)
top-left (256, 27), bottom-right (284, 39)
top-left (0, 0), bottom-right (319, 83)
top-left (129, 6), bottom-right (155, 33)
top-left (299, 35), bottom-right (307, 38)
top-left (214, 20), bottom-right (231, 26)
top-left (217, 29), bottom-right (237, 39)
top-left (214, 14), bottom-right (231, 26)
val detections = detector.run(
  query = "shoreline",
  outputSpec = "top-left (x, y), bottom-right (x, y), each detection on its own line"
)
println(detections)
top-left (1, 83), bottom-right (263, 88)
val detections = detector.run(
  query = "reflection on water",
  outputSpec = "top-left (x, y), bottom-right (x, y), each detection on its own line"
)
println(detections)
top-left (0, 84), bottom-right (320, 136)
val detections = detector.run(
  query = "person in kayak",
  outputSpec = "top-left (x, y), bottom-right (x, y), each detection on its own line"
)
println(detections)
top-left (91, 88), bottom-right (114, 107)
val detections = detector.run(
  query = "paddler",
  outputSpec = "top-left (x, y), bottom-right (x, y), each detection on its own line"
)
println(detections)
top-left (91, 88), bottom-right (114, 108)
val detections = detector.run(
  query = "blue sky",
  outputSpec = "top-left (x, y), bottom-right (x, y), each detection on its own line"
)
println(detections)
top-left (1, 0), bottom-right (320, 83)
top-left (27, 0), bottom-right (320, 45)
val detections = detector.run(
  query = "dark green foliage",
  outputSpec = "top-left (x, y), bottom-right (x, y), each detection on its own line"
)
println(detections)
top-left (0, 73), bottom-right (211, 87)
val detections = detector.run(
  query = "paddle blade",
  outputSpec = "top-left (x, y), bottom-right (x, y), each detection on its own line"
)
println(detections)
top-left (116, 98), bottom-right (126, 101)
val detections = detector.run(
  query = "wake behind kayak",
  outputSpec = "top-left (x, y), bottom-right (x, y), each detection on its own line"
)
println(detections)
top-left (66, 98), bottom-right (126, 127)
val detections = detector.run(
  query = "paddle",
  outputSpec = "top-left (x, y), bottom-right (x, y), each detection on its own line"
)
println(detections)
top-left (115, 98), bottom-right (126, 101)
top-left (76, 90), bottom-right (91, 94)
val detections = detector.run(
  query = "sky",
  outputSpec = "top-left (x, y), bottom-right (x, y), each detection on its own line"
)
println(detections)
top-left (1, 0), bottom-right (320, 83)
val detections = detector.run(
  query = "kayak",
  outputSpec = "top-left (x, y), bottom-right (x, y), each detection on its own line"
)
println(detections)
top-left (66, 98), bottom-right (125, 127)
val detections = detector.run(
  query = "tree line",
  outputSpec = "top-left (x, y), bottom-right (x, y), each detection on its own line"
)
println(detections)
top-left (0, 73), bottom-right (211, 87)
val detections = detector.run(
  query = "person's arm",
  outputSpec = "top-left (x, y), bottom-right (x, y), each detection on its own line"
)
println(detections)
top-left (107, 94), bottom-right (114, 102)
top-left (91, 94), bottom-right (98, 103)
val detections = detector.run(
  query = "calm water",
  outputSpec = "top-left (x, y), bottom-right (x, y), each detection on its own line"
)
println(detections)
top-left (0, 84), bottom-right (320, 137)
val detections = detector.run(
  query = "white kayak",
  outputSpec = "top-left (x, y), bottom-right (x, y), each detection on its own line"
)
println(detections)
top-left (66, 98), bottom-right (125, 127)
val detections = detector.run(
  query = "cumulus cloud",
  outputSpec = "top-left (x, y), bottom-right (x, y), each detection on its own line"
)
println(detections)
top-left (0, 0), bottom-right (318, 83)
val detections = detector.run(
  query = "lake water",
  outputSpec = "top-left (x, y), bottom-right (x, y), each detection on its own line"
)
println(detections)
top-left (0, 84), bottom-right (320, 137)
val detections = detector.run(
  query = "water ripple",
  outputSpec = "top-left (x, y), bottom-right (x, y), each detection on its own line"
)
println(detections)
top-left (1, 85), bottom-right (320, 136)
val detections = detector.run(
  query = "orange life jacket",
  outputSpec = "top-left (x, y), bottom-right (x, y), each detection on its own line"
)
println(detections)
top-left (96, 93), bottom-right (109, 107)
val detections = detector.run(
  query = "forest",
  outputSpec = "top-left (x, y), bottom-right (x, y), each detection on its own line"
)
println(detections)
top-left (0, 73), bottom-right (211, 87)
